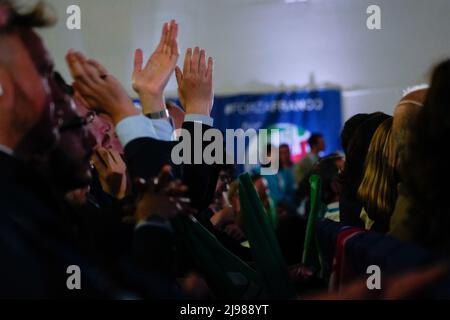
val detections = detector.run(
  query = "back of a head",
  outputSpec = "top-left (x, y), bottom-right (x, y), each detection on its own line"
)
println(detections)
top-left (341, 113), bottom-right (370, 154)
top-left (0, 1), bottom-right (56, 31)
top-left (308, 133), bottom-right (323, 150)
top-left (315, 154), bottom-right (343, 204)
top-left (357, 117), bottom-right (397, 229)
top-left (0, 0), bottom-right (57, 95)
top-left (341, 112), bottom-right (391, 200)
top-left (403, 59), bottom-right (450, 253)
top-left (393, 87), bottom-right (428, 175)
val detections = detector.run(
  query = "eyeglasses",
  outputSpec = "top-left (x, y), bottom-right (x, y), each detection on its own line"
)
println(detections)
top-left (59, 112), bottom-right (96, 133)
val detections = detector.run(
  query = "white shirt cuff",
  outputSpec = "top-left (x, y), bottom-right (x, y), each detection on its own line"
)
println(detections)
top-left (152, 119), bottom-right (174, 141)
top-left (184, 114), bottom-right (214, 127)
top-left (115, 115), bottom-right (173, 147)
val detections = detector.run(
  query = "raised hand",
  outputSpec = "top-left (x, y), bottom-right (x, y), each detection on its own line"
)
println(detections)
top-left (175, 47), bottom-right (214, 116)
top-left (65, 50), bottom-right (138, 125)
top-left (132, 20), bottom-right (179, 114)
top-left (92, 147), bottom-right (128, 200)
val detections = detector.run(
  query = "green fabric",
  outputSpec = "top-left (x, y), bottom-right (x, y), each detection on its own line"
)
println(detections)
top-left (172, 215), bottom-right (265, 299)
top-left (268, 197), bottom-right (278, 230)
top-left (302, 174), bottom-right (325, 268)
top-left (238, 173), bottom-right (296, 299)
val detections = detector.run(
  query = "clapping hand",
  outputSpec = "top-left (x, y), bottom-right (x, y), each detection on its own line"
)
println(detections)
top-left (135, 166), bottom-right (195, 223)
top-left (175, 47), bottom-right (214, 116)
top-left (132, 20), bottom-right (179, 114)
top-left (65, 51), bottom-right (138, 125)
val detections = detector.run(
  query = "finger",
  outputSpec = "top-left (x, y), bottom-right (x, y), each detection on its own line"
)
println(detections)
top-left (87, 59), bottom-right (108, 77)
top-left (104, 148), bottom-right (117, 166)
top-left (133, 49), bottom-right (143, 74)
top-left (74, 52), bottom-right (102, 85)
top-left (172, 39), bottom-right (180, 61)
top-left (175, 66), bottom-right (183, 87)
top-left (156, 22), bottom-right (169, 53)
top-left (170, 21), bottom-right (179, 57)
top-left (91, 152), bottom-right (107, 173)
top-left (73, 83), bottom-right (101, 111)
top-left (206, 57), bottom-right (214, 79)
top-left (183, 48), bottom-right (192, 74)
top-left (72, 82), bottom-right (97, 107)
top-left (199, 49), bottom-right (206, 75)
top-left (74, 91), bottom-right (89, 108)
top-left (163, 43), bottom-right (169, 55)
top-left (107, 149), bottom-right (119, 164)
top-left (191, 47), bottom-right (200, 73)
top-left (96, 148), bottom-right (110, 167)
top-left (66, 51), bottom-right (87, 83)
top-left (164, 21), bottom-right (173, 54)
top-left (72, 81), bottom-right (92, 97)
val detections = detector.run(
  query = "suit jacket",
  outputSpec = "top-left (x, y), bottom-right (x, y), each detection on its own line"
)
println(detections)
top-left (124, 121), bottom-right (219, 212)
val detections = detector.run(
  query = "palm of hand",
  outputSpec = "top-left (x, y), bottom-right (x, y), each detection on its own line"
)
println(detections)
top-left (132, 51), bottom-right (177, 95)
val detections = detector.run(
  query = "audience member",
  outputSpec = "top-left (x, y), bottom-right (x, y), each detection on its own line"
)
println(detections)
top-left (295, 133), bottom-right (325, 185)
top-left (2, 0), bottom-right (450, 301)
top-left (357, 117), bottom-right (397, 233)
top-left (339, 112), bottom-right (390, 227)
top-left (399, 60), bottom-right (450, 254)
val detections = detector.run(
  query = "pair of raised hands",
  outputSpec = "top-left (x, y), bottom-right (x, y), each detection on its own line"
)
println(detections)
top-left (66, 20), bottom-right (214, 125)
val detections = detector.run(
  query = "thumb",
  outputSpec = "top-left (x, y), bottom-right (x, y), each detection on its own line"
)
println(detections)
top-left (175, 66), bottom-right (183, 87)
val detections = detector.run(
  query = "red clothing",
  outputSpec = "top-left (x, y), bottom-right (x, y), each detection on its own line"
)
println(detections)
top-left (329, 227), bottom-right (366, 292)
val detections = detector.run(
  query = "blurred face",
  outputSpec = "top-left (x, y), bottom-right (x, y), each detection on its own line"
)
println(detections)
top-left (49, 75), bottom-right (96, 191)
top-left (317, 137), bottom-right (326, 152)
top-left (10, 28), bottom-right (58, 157)
top-left (279, 145), bottom-right (291, 166)
top-left (76, 97), bottom-right (124, 154)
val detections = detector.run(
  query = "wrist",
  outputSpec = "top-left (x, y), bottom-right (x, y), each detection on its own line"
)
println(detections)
top-left (110, 101), bottom-right (140, 125)
top-left (185, 102), bottom-right (211, 116)
top-left (140, 92), bottom-right (166, 114)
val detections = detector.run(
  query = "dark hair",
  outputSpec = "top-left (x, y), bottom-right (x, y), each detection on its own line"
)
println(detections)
top-left (308, 133), bottom-right (323, 148)
top-left (279, 144), bottom-right (293, 168)
top-left (0, 0), bottom-right (56, 32)
top-left (403, 59), bottom-right (450, 254)
top-left (341, 112), bottom-right (391, 202)
top-left (341, 113), bottom-right (370, 153)
top-left (315, 154), bottom-right (343, 204)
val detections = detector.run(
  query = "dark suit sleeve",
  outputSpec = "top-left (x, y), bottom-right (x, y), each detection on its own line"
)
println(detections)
top-left (180, 122), bottom-right (219, 212)
top-left (123, 123), bottom-right (219, 212)
top-left (123, 137), bottom-right (176, 183)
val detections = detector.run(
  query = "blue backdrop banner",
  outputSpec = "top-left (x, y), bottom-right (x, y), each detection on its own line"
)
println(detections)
top-left (211, 89), bottom-right (343, 163)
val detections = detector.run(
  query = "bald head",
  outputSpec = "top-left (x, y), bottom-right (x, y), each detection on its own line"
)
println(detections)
top-left (393, 88), bottom-right (428, 174)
